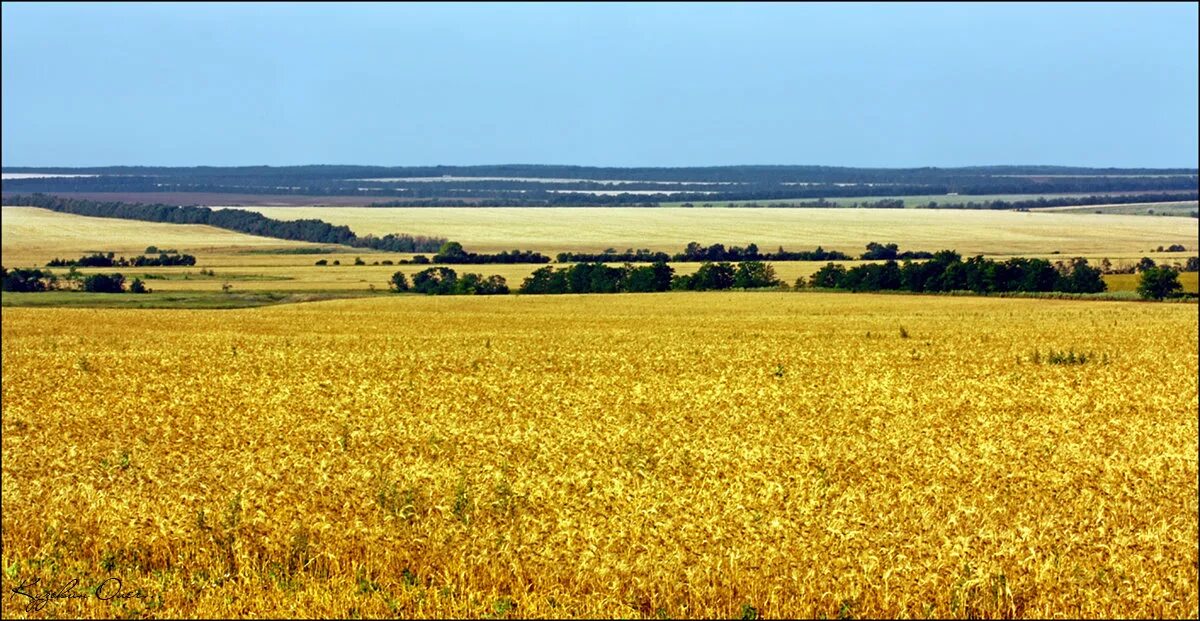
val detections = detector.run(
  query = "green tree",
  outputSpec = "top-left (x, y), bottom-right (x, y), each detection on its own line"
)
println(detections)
top-left (1, 267), bottom-right (57, 292)
top-left (567, 263), bottom-right (596, 293)
top-left (733, 261), bottom-right (779, 289)
top-left (809, 263), bottom-right (847, 288)
top-left (82, 273), bottom-right (126, 293)
top-left (389, 271), bottom-right (410, 292)
top-left (861, 242), bottom-right (899, 260)
top-left (453, 274), bottom-right (501, 296)
top-left (411, 267), bottom-right (458, 295)
top-left (588, 264), bottom-right (627, 293)
top-left (476, 274), bottom-right (509, 295)
top-left (626, 262), bottom-right (674, 292)
top-left (670, 274), bottom-right (693, 290)
top-left (129, 278), bottom-right (149, 294)
top-left (520, 266), bottom-right (569, 294)
top-left (689, 262), bottom-right (736, 290)
top-left (1137, 266), bottom-right (1183, 300)
top-left (1062, 258), bottom-right (1106, 293)
top-left (436, 241), bottom-right (466, 259)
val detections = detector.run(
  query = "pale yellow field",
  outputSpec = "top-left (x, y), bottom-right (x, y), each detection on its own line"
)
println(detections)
top-left (1, 206), bottom-right (316, 266)
top-left (46, 262), bottom-right (880, 293)
top-left (6, 207), bottom-right (1197, 298)
top-left (235, 206), bottom-right (1199, 255)
top-left (2, 293), bottom-right (1196, 619)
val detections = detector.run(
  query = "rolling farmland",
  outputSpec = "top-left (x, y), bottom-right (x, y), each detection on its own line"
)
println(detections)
top-left (3, 207), bottom-right (1197, 298)
top-left (234, 207), bottom-right (1197, 255)
top-left (3, 2), bottom-right (1198, 618)
top-left (1, 203), bottom-right (1197, 618)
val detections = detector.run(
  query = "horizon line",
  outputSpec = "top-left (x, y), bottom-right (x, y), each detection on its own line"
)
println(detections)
top-left (3, 163), bottom-right (1199, 171)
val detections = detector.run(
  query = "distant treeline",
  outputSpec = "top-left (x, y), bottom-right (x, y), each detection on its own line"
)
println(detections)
top-left (922, 191), bottom-right (1199, 211)
top-left (7, 186), bottom-right (1195, 208)
top-left (368, 196), bottom-right (665, 207)
top-left (674, 242), bottom-right (855, 262)
top-left (427, 242), bottom-right (551, 264)
top-left (555, 242), bottom-right (929, 263)
top-left (365, 189), bottom-right (946, 206)
top-left (803, 253), bottom-right (1107, 294)
top-left (47, 252), bottom-right (197, 267)
top-left (858, 242), bottom-right (936, 260)
top-left (353, 233), bottom-right (446, 253)
top-left (557, 249), bottom-right (674, 263)
top-left (4, 164), bottom-right (1195, 206)
top-left (362, 182), bottom-right (1198, 206)
top-left (2, 194), bottom-right (447, 253)
top-left (5, 164), bottom-right (1197, 183)
top-left (680, 192), bottom-right (1197, 211)
top-left (368, 191), bottom-right (1199, 210)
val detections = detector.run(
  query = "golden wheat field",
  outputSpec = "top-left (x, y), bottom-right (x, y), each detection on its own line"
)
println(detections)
top-left (234, 206), bottom-right (1198, 255)
top-left (2, 293), bottom-right (1197, 619)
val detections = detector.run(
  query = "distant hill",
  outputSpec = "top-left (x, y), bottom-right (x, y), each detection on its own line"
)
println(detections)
top-left (3, 164), bottom-right (1196, 206)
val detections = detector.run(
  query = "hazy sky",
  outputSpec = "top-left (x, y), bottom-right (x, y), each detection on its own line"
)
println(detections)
top-left (2, 2), bottom-right (1197, 168)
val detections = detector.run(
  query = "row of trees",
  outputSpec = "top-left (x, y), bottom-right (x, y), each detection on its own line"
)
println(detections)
top-left (1098, 256), bottom-right (1199, 274)
top-left (678, 242), bottom-right (933, 263)
top-left (427, 241), bottom-right (550, 264)
top-left (1, 267), bottom-right (148, 293)
top-left (558, 243), bottom-right (861, 264)
top-left (3, 194), bottom-right (447, 253)
top-left (1, 268), bottom-right (57, 292)
top-left (390, 267), bottom-right (509, 295)
top-left (803, 253), bottom-right (1107, 294)
top-left (316, 257), bottom-right (402, 266)
top-left (518, 261), bottom-right (781, 294)
top-left (322, 241), bottom-right (938, 267)
top-left (674, 261), bottom-right (781, 291)
top-left (674, 242), bottom-right (854, 262)
top-left (47, 252), bottom-right (197, 267)
top-left (555, 248), bottom-right (673, 263)
top-left (521, 263), bottom-right (667, 294)
top-left (351, 232), bottom-right (447, 253)
top-left (859, 242), bottom-right (935, 260)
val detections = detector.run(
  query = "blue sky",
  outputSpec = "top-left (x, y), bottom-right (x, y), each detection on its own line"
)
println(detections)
top-left (2, 2), bottom-right (1197, 168)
